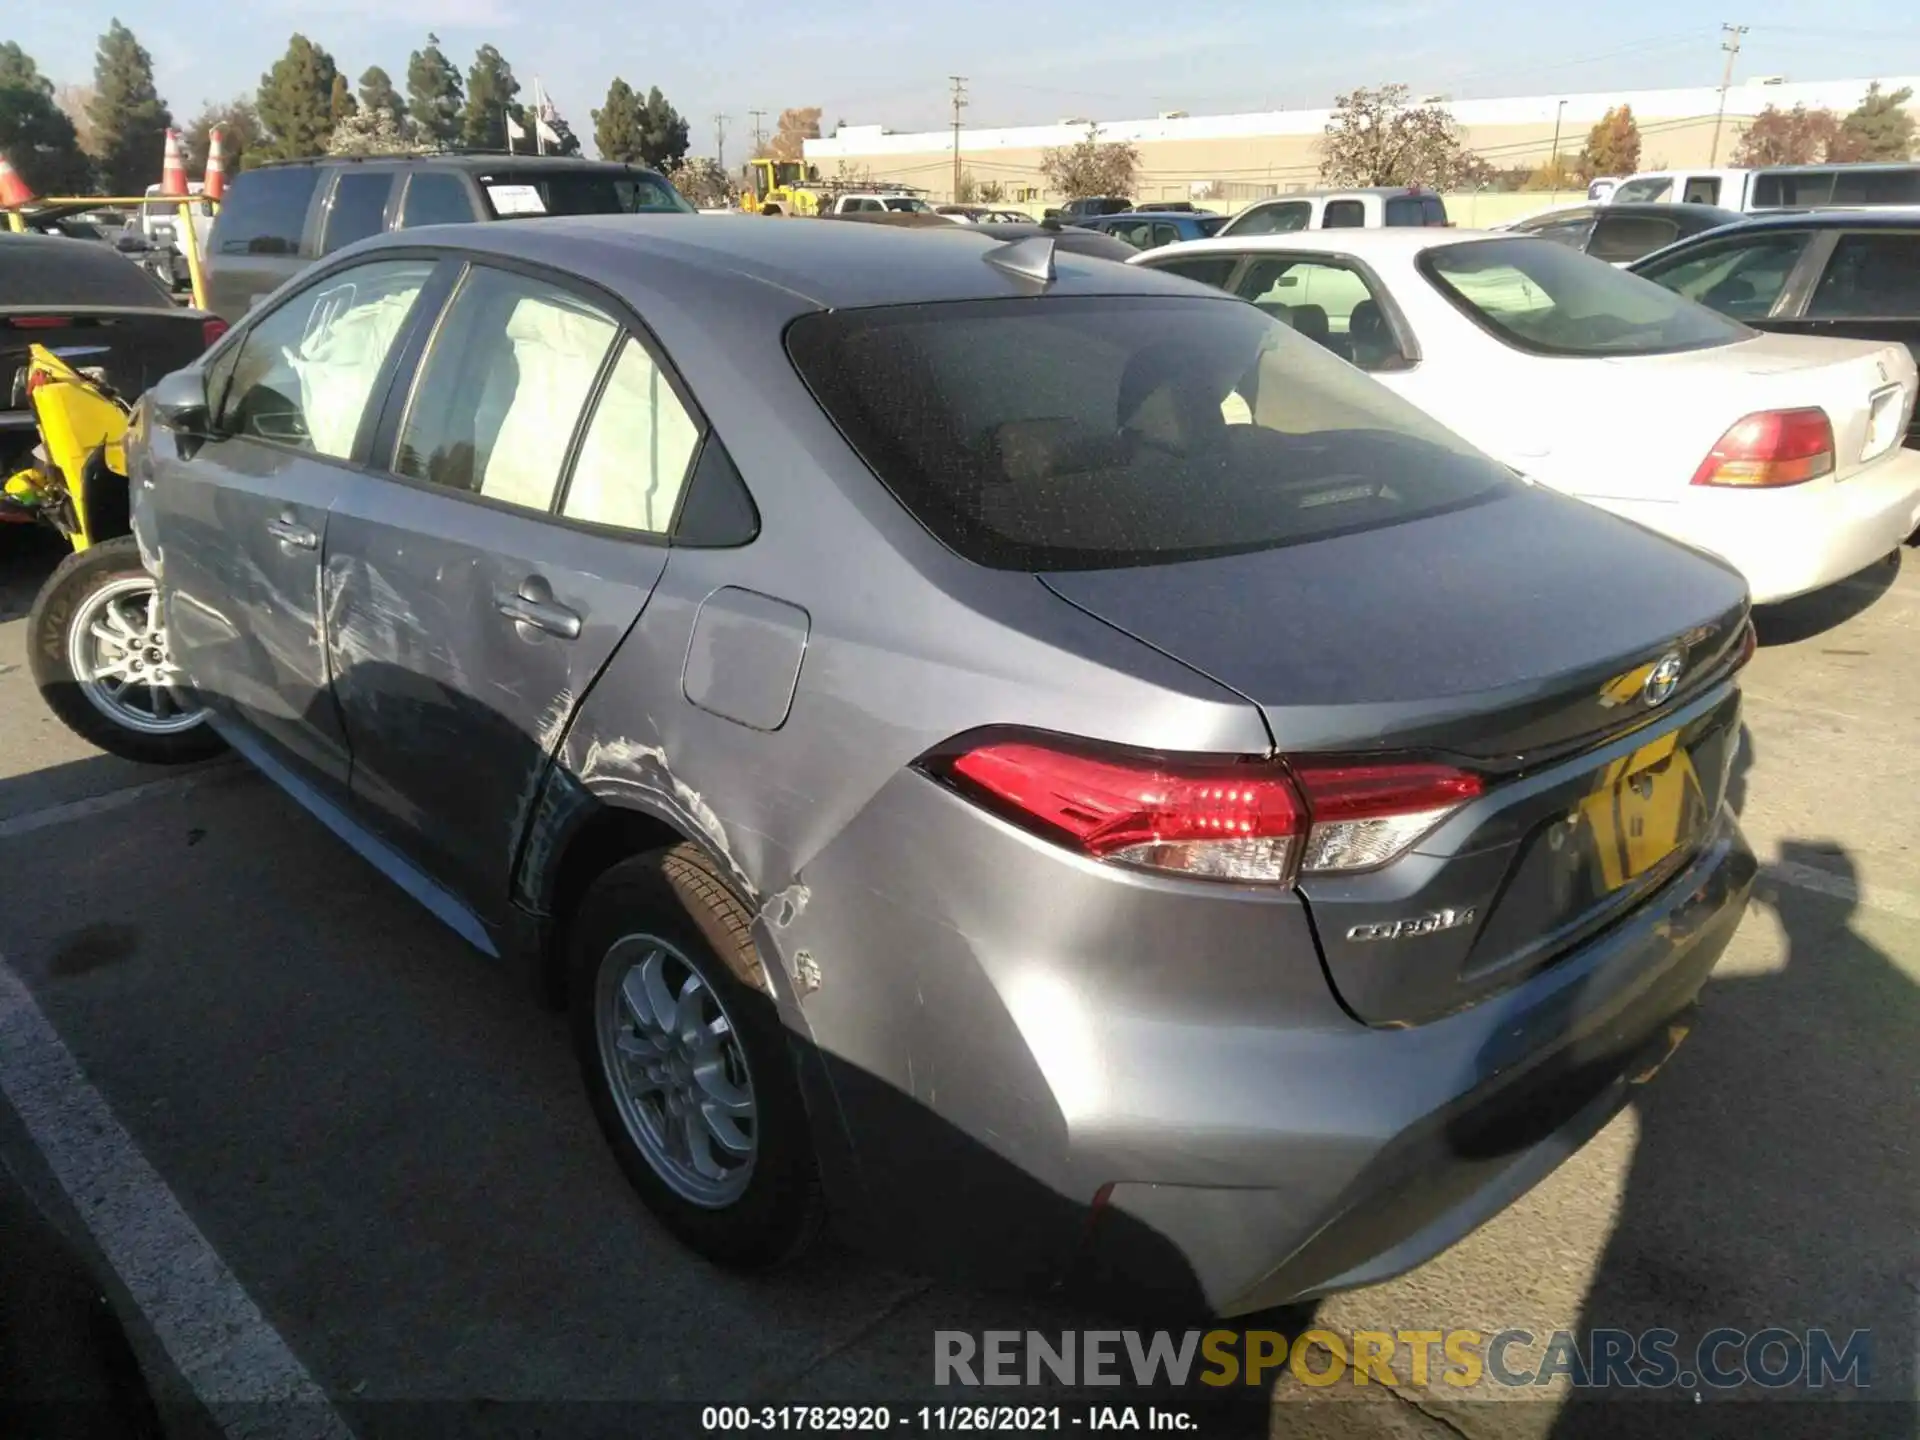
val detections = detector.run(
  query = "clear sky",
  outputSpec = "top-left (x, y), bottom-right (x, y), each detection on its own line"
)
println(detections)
top-left (21, 0), bottom-right (1920, 158)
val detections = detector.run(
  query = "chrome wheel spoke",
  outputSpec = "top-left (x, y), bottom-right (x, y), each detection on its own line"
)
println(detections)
top-left (145, 589), bottom-right (161, 634)
top-left (89, 620), bottom-right (126, 650)
top-left (600, 938), bottom-right (758, 1208)
top-left (67, 577), bottom-right (207, 737)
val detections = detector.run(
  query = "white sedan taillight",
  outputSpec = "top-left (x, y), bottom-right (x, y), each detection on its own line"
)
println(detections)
top-left (935, 739), bottom-right (1482, 884)
top-left (1691, 409), bottom-right (1834, 488)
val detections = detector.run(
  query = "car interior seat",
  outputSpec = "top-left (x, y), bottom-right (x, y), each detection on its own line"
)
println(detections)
top-left (1347, 299), bottom-right (1395, 369)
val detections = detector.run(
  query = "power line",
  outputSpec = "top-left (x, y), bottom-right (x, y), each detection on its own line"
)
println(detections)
top-left (1709, 22), bottom-right (1750, 165)
top-left (949, 76), bottom-right (968, 200)
top-left (748, 109), bottom-right (767, 154)
top-left (713, 113), bottom-right (729, 171)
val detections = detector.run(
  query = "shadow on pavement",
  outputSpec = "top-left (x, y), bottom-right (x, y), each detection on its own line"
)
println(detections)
top-left (1544, 819), bottom-right (1917, 1436)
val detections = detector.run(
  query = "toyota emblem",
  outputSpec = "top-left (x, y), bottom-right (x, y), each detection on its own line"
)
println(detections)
top-left (1642, 651), bottom-right (1685, 707)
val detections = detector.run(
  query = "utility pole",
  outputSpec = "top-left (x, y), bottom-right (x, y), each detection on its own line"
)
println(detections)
top-left (1709, 22), bottom-right (1749, 166)
top-left (749, 109), bottom-right (768, 155)
top-left (714, 113), bottom-right (730, 171)
top-left (1549, 99), bottom-right (1566, 201)
top-left (949, 76), bottom-right (968, 201)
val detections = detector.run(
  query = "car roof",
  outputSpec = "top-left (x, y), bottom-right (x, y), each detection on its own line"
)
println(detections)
top-left (1696, 207), bottom-right (1920, 234)
top-left (1156, 227), bottom-right (1497, 260)
top-left (1519, 202), bottom-right (1744, 222)
top-left (249, 152), bottom-right (668, 177)
top-left (1245, 187), bottom-right (1433, 202)
top-left (361, 212), bottom-right (1204, 308)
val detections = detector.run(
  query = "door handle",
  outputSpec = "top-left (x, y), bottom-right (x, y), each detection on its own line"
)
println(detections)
top-left (496, 583), bottom-right (582, 640)
top-left (265, 515), bottom-right (317, 550)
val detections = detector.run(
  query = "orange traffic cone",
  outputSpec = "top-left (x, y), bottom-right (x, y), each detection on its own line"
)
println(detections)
top-left (159, 129), bottom-right (187, 197)
top-left (203, 126), bottom-right (226, 202)
top-left (0, 155), bottom-right (33, 208)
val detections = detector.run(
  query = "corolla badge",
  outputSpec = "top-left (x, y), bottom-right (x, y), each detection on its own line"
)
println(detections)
top-left (1347, 907), bottom-right (1477, 942)
top-left (1642, 651), bottom-right (1685, 707)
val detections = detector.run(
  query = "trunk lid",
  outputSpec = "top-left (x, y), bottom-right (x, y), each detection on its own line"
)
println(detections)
top-left (2, 307), bottom-right (212, 456)
top-left (1041, 483), bottom-right (1751, 1025)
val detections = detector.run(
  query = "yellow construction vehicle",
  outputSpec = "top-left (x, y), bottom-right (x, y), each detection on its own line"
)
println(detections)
top-left (740, 158), bottom-right (826, 216)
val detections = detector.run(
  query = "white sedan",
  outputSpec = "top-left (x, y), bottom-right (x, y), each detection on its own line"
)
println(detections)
top-left (1133, 229), bottom-right (1920, 604)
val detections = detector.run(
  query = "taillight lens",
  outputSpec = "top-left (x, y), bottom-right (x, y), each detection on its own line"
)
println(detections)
top-left (1292, 762), bottom-right (1484, 872)
top-left (8, 316), bottom-right (71, 330)
top-left (937, 739), bottom-right (1481, 883)
top-left (1691, 409), bottom-right (1833, 488)
top-left (201, 318), bottom-right (228, 348)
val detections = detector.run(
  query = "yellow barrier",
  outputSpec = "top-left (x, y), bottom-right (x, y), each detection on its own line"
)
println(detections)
top-left (3, 195), bottom-right (220, 311)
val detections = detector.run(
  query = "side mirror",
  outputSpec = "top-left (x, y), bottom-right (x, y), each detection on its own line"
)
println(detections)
top-left (151, 369), bottom-right (211, 434)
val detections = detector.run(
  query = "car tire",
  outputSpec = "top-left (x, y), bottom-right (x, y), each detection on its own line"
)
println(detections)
top-left (28, 537), bottom-right (224, 766)
top-left (568, 843), bottom-right (824, 1267)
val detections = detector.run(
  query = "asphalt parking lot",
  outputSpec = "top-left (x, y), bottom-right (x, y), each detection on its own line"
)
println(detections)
top-left (0, 524), bottom-right (1914, 1440)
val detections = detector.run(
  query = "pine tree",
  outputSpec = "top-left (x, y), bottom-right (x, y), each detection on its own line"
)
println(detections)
top-left (1838, 82), bottom-right (1916, 162)
top-left (86, 21), bottom-right (173, 194)
top-left (593, 78), bottom-right (643, 163)
top-left (358, 66), bottom-right (406, 126)
top-left (405, 35), bottom-right (463, 147)
top-left (461, 45), bottom-right (522, 152)
top-left (543, 114), bottom-right (583, 157)
top-left (329, 74), bottom-right (357, 126)
top-left (636, 87), bottom-right (690, 171)
top-left (255, 34), bottom-right (340, 161)
top-left (0, 42), bottom-right (92, 193)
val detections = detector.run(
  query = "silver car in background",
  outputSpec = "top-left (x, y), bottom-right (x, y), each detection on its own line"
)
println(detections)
top-left (103, 218), bottom-right (1757, 1315)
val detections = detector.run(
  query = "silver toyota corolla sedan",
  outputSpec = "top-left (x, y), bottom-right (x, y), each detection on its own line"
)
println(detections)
top-left (81, 216), bottom-right (1755, 1316)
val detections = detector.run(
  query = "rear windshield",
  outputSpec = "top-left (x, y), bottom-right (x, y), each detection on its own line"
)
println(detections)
top-left (1610, 177), bottom-right (1673, 203)
top-left (1420, 237), bottom-right (1750, 357)
top-left (478, 170), bottom-right (692, 219)
top-left (0, 239), bottom-right (171, 307)
top-left (787, 295), bottom-right (1513, 571)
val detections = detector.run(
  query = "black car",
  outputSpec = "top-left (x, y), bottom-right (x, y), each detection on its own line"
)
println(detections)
top-left (205, 153), bottom-right (692, 322)
top-left (1506, 202), bottom-right (1745, 265)
top-left (1631, 210), bottom-right (1920, 446)
top-left (0, 233), bottom-right (220, 472)
top-left (1043, 195), bottom-right (1133, 220)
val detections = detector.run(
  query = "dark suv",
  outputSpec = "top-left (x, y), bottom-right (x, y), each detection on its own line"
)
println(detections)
top-left (205, 154), bottom-right (691, 321)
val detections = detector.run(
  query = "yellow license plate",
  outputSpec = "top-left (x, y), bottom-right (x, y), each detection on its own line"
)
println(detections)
top-left (1577, 733), bottom-right (1704, 893)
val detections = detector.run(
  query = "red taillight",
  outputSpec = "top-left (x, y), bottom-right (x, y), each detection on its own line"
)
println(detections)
top-left (1691, 409), bottom-right (1833, 488)
top-left (938, 739), bottom-right (1480, 883)
top-left (201, 317), bottom-right (228, 348)
top-left (8, 316), bottom-right (70, 329)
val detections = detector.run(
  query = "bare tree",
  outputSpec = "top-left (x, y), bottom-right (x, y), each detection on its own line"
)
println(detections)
top-left (1319, 84), bottom-right (1482, 188)
top-left (765, 106), bottom-right (821, 162)
top-left (54, 83), bottom-right (97, 154)
top-left (666, 157), bottom-right (734, 208)
top-left (1040, 124), bottom-right (1139, 199)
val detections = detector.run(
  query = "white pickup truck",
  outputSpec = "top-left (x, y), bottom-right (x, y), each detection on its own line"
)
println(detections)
top-left (827, 192), bottom-right (934, 215)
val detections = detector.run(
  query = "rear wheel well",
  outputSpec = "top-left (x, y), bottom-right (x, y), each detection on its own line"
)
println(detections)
top-left (541, 805), bottom-right (685, 1008)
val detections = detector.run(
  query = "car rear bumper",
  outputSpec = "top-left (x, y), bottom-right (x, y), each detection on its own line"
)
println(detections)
top-left (760, 770), bottom-right (1756, 1316)
top-left (1606, 446), bottom-right (1920, 604)
top-left (1081, 812), bottom-right (1753, 1314)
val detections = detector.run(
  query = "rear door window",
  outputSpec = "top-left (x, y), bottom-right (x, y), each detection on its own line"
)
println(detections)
top-left (1830, 168), bottom-right (1920, 205)
top-left (398, 172), bottom-right (477, 228)
top-left (479, 170), bottom-right (692, 219)
top-left (1610, 176), bottom-right (1672, 203)
top-left (1634, 231), bottom-right (1810, 319)
top-left (321, 171), bottom-right (395, 253)
top-left (213, 167), bottom-right (322, 256)
top-left (1806, 232), bottom-right (1920, 317)
top-left (561, 337), bottom-right (703, 533)
top-left (785, 295), bottom-right (1507, 571)
top-left (393, 266), bottom-right (619, 512)
top-left (1752, 170), bottom-right (1835, 208)
top-left (1150, 254), bottom-right (1240, 289)
top-left (218, 259), bottom-right (436, 458)
top-left (1323, 199), bottom-right (1366, 228)
top-left (1230, 256), bottom-right (1400, 369)
top-left (1588, 213), bottom-right (1682, 263)
top-left (1384, 197), bottom-right (1425, 227)
top-left (1681, 176), bottom-right (1722, 205)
